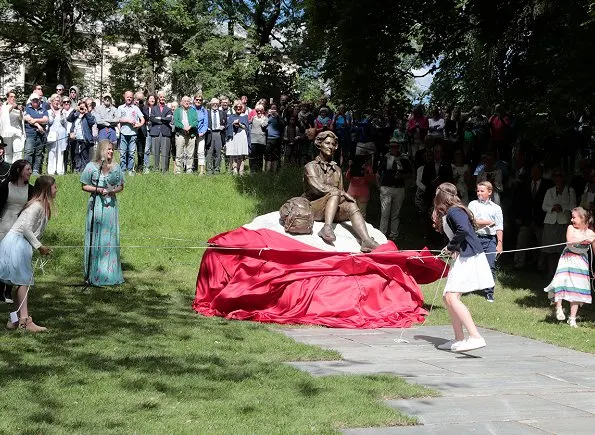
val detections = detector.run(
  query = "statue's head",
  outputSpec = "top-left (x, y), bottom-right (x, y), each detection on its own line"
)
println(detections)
top-left (314, 131), bottom-right (338, 150)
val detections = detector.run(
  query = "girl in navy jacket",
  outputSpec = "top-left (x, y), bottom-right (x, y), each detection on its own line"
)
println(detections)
top-left (431, 182), bottom-right (494, 352)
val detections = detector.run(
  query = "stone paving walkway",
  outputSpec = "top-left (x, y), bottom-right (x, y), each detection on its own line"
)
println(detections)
top-left (280, 325), bottom-right (595, 434)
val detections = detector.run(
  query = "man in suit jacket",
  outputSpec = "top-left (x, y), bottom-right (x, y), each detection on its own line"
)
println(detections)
top-left (513, 163), bottom-right (554, 269)
top-left (206, 97), bottom-right (227, 175)
top-left (148, 91), bottom-right (173, 173)
top-left (421, 143), bottom-right (453, 204)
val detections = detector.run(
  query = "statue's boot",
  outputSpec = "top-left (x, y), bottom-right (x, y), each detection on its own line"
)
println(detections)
top-left (360, 238), bottom-right (379, 253)
top-left (318, 224), bottom-right (336, 243)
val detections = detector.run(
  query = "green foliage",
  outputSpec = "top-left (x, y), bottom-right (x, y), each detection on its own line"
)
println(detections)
top-left (304, 0), bottom-right (418, 110)
top-left (0, 0), bottom-right (117, 87)
top-left (420, 0), bottom-right (595, 136)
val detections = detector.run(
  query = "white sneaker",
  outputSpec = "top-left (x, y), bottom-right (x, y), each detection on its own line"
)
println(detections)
top-left (567, 318), bottom-right (578, 328)
top-left (437, 339), bottom-right (459, 350)
top-left (452, 336), bottom-right (486, 352)
top-left (128, 171), bottom-right (135, 177)
top-left (556, 307), bottom-right (565, 321)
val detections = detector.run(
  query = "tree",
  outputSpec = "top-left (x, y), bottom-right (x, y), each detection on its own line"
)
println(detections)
top-left (104, 0), bottom-right (210, 95)
top-left (303, 0), bottom-right (420, 110)
top-left (419, 0), bottom-right (595, 135)
top-left (0, 0), bottom-right (117, 88)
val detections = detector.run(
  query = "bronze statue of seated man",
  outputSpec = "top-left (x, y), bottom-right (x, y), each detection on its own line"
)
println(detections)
top-left (302, 131), bottom-right (379, 252)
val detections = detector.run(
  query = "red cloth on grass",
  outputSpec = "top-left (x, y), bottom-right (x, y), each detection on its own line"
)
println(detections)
top-left (193, 227), bottom-right (447, 328)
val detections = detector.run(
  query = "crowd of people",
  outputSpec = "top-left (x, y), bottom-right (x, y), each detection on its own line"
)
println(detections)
top-left (0, 86), bottom-right (347, 177)
top-left (1, 82), bottom-right (595, 332)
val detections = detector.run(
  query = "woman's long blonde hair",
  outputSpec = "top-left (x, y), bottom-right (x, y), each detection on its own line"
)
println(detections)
top-left (95, 140), bottom-right (115, 169)
top-left (21, 175), bottom-right (55, 220)
top-left (432, 182), bottom-right (476, 232)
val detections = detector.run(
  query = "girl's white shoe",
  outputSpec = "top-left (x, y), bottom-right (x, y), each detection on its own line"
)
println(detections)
top-left (437, 339), bottom-right (461, 350)
top-left (567, 317), bottom-right (578, 328)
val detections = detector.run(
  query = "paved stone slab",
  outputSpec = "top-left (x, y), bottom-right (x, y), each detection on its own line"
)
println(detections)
top-left (289, 359), bottom-right (452, 377)
top-left (388, 395), bottom-right (592, 425)
top-left (534, 391), bottom-right (595, 413)
top-left (344, 421), bottom-right (546, 434)
top-left (520, 416), bottom-right (595, 434)
top-left (279, 325), bottom-right (595, 434)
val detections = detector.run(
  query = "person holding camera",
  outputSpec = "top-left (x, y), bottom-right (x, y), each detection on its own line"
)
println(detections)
top-left (67, 101), bottom-right (96, 172)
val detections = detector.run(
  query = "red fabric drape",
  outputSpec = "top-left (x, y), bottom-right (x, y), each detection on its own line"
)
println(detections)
top-left (193, 228), bottom-right (448, 328)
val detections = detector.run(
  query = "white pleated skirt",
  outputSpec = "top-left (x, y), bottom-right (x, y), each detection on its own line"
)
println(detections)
top-left (443, 252), bottom-right (494, 294)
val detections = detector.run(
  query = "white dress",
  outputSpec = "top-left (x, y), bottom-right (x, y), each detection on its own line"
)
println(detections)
top-left (0, 201), bottom-right (47, 286)
top-left (442, 215), bottom-right (495, 294)
top-left (226, 129), bottom-right (249, 157)
top-left (0, 183), bottom-right (29, 240)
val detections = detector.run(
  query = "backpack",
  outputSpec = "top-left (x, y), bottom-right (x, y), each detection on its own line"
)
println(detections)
top-left (279, 197), bottom-right (314, 235)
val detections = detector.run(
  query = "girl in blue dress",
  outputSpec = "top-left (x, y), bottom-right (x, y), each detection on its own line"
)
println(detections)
top-left (0, 175), bottom-right (56, 332)
top-left (80, 140), bottom-right (125, 286)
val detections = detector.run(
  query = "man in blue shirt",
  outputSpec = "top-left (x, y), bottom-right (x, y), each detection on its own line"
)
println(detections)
top-left (23, 94), bottom-right (49, 175)
top-left (117, 90), bottom-right (145, 175)
top-left (192, 93), bottom-right (208, 175)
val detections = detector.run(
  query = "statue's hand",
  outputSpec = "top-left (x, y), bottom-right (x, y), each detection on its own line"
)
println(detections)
top-left (343, 192), bottom-right (356, 202)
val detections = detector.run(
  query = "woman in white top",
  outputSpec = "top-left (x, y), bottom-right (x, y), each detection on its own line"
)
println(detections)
top-left (248, 104), bottom-right (268, 173)
top-left (427, 108), bottom-right (445, 139)
top-left (47, 94), bottom-right (68, 175)
top-left (0, 160), bottom-right (34, 303)
top-left (0, 175), bottom-right (56, 332)
top-left (542, 169), bottom-right (576, 277)
top-left (0, 91), bottom-right (25, 163)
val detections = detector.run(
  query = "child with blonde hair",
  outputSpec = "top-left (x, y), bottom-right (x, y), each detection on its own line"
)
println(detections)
top-left (544, 206), bottom-right (595, 327)
top-left (468, 181), bottom-right (504, 302)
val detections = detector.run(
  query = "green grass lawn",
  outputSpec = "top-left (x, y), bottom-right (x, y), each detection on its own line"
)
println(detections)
top-left (0, 169), bottom-right (435, 434)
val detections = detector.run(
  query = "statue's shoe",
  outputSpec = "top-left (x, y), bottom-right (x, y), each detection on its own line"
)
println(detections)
top-left (360, 238), bottom-right (379, 253)
top-left (318, 224), bottom-right (336, 243)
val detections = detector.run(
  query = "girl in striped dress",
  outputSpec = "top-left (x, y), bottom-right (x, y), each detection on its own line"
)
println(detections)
top-left (544, 207), bottom-right (595, 327)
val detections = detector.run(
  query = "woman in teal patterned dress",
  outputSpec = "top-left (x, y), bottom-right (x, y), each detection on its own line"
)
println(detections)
top-left (80, 140), bottom-right (125, 286)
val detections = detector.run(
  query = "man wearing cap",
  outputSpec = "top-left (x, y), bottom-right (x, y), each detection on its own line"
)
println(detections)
top-left (117, 90), bottom-right (145, 175)
top-left (95, 94), bottom-right (119, 146)
top-left (376, 136), bottom-right (412, 241)
top-left (23, 94), bottom-right (49, 175)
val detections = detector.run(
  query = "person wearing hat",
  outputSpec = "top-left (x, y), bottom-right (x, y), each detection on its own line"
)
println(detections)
top-left (95, 93), bottom-right (119, 146)
top-left (23, 94), bottom-right (49, 175)
top-left (376, 137), bottom-right (412, 241)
